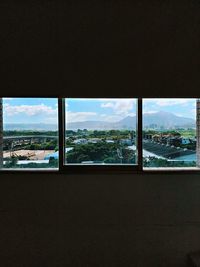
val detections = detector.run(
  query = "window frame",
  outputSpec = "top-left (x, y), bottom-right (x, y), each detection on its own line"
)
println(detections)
top-left (60, 97), bottom-right (141, 174)
top-left (0, 96), bottom-right (60, 173)
top-left (1, 96), bottom-right (200, 174)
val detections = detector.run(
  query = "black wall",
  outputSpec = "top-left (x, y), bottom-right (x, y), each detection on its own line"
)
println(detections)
top-left (1, 2), bottom-right (200, 266)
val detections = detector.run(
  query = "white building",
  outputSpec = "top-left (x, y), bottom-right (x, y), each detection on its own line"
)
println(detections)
top-left (88, 138), bottom-right (101, 143)
top-left (73, 138), bottom-right (88, 144)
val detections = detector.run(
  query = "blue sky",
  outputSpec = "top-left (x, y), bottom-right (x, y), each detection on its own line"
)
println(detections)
top-left (2, 98), bottom-right (196, 124)
top-left (66, 98), bottom-right (137, 123)
top-left (143, 98), bottom-right (196, 119)
top-left (66, 98), bottom-right (196, 122)
top-left (3, 98), bottom-right (58, 124)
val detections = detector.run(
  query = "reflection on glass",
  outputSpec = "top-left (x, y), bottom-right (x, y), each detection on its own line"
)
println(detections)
top-left (0, 98), bottom-right (58, 169)
top-left (65, 98), bottom-right (137, 165)
top-left (143, 98), bottom-right (198, 168)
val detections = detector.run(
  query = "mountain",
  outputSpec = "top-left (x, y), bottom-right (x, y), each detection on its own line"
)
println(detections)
top-left (116, 116), bottom-right (136, 129)
top-left (143, 111), bottom-right (195, 128)
top-left (65, 121), bottom-right (113, 130)
top-left (4, 111), bottom-right (195, 131)
top-left (4, 123), bottom-right (58, 131)
top-left (67, 111), bottom-right (195, 130)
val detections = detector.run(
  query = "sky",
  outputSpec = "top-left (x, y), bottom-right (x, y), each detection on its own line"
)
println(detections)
top-left (2, 98), bottom-right (196, 124)
top-left (3, 98), bottom-right (58, 124)
top-left (143, 98), bottom-right (196, 119)
top-left (66, 98), bottom-right (137, 123)
top-left (66, 98), bottom-right (196, 122)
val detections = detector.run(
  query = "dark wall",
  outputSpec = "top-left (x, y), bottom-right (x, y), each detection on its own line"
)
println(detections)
top-left (1, 1), bottom-right (200, 98)
top-left (1, 173), bottom-right (200, 267)
top-left (1, 2), bottom-right (200, 266)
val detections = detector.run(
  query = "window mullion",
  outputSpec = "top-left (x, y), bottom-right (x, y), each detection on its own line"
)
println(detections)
top-left (58, 98), bottom-right (65, 171)
top-left (137, 98), bottom-right (143, 171)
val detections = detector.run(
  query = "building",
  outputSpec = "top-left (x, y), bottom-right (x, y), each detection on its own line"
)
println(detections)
top-left (88, 138), bottom-right (101, 143)
top-left (144, 133), bottom-right (153, 140)
top-left (120, 139), bottom-right (132, 146)
top-left (181, 138), bottom-right (191, 145)
top-left (105, 140), bottom-right (114, 143)
top-left (168, 137), bottom-right (182, 147)
top-left (73, 138), bottom-right (88, 144)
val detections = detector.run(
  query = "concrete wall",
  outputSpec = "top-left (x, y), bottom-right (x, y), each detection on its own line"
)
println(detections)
top-left (1, 172), bottom-right (200, 267)
top-left (1, 1), bottom-right (200, 266)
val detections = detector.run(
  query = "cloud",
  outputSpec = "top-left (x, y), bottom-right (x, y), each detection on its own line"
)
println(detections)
top-left (143, 110), bottom-right (157, 114)
top-left (4, 103), bottom-right (58, 117)
top-left (66, 98), bottom-right (131, 102)
top-left (101, 103), bottom-right (114, 108)
top-left (66, 112), bottom-right (97, 122)
top-left (144, 98), bottom-right (194, 107)
top-left (3, 98), bottom-right (14, 101)
top-left (99, 114), bottom-right (124, 122)
top-left (101, 99), bottom-right (136, 116)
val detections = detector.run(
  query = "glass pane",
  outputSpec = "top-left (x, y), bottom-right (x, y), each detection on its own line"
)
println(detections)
top-left (143, 98), bottom-right (198, 169)
top-left (65, 98), bottom-right (137, 165)
top-left (0, 98), bottom-right (58, 170)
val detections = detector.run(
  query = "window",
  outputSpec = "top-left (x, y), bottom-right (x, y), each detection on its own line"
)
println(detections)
top-left (0, 98), bottom-right (58, 170)
top-left (1, 97), bottom-right (200, 173)
top-left (64, 98), bottom-right (138, 166)
top-left (143, 98), bottom-right (198, 169)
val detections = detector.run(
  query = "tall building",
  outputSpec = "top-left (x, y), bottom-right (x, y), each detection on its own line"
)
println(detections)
top-left (197, 99), bottom-right (200, 167)
top-left (0, 98), bottom-right (3, 168)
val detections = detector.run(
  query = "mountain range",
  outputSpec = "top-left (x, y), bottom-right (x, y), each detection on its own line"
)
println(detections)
top-left (66, 111), bottom-right (195, 130)
top-left (4, 123), bottom-right (58, 131)
top-left (3, 111), bottom-right (195, 131)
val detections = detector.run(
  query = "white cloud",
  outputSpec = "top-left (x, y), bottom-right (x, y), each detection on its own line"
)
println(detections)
top-left (143, 110), bottom-right (157, 114)
top-left (173, 109), bottom-right (196, 119)
top-left (66, 111), bottom-right (97, 122)
top-left (4, 103), bottom-right (57, 117)
top-left (144, 98), bottom-right (194, 107)
top-left (3, 98), bottom-right (14, 101)
top-left (101, 103), bottom-right (114, 108)
top-left (99, 114), bottom-right (123, 122)
top-left (101, 99), bottom-right (136, 116)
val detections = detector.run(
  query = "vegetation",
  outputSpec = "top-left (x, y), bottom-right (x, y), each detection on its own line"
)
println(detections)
top-left (66, 142), bottom-right (136, 164)
top-left (2, 128), bottom-right (197, 168)
top-left (24, 140), bottom-right (57, 150)
top-left (66, 129), bottom-right (135, 139)
top-left (176, 128), bottom-right (196, 138)
top-left (3, 130), bottom-right (58, 136)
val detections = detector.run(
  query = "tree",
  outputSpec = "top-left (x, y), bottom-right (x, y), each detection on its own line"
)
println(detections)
top-left (104, 157), bottom-right (119, 163)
